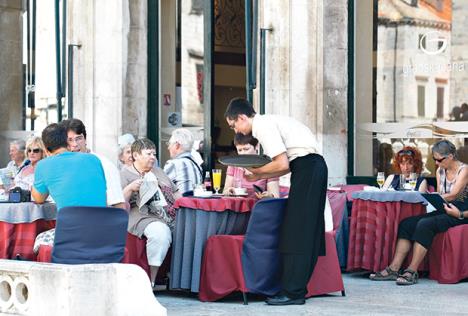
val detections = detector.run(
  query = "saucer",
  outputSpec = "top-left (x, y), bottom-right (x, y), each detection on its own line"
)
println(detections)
top-left (194, 191), bottom-right (213, 198)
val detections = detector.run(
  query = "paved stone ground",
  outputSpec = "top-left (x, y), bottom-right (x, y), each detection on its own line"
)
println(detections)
top-left (156, 272), bottom-right (468, 316)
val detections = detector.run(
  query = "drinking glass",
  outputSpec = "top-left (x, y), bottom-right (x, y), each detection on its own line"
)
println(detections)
top-left (376, 172), bottom-right (385, 190)
top-left (212, 169), bottom-right (222, 194)
top-left (409, 173), bottom-right (417, 191)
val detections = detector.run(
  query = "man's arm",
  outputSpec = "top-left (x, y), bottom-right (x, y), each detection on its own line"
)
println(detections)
top-left (32, 187), bottom-right (48, 204)
top-left (246, 152), bottom-right (290, 180)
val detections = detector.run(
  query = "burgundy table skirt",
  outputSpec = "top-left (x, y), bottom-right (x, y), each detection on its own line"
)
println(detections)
top-left (0, 220), bottom-right (56, 260)
top-left (347, 198), bottom-right (426, 272)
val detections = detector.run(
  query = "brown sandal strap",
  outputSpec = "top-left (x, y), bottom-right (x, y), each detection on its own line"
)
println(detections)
top-left (397, 269), bottom-right (418, 283)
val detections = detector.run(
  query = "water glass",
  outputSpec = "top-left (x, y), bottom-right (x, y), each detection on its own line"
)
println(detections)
top-left (409, 173), bottom-right (417, 191)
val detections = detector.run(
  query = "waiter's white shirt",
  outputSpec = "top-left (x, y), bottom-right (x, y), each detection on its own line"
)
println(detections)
top-left (252, 114), bottom-right (317, 161)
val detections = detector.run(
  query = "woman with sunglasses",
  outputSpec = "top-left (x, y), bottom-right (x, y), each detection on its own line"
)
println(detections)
top-left (370, 140), bottom-right (467, 286)
top-left (382, 146), bottom-right (427, 192)
top-left (13, 136), bottom-right (46, 191)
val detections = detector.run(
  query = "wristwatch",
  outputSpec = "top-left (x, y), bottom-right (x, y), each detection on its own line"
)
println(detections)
top-left (459, 211), bottom-right (464, 220)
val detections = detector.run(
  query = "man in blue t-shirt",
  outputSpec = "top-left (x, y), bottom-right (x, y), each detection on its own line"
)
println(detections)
top-left (32, 123), bottom-right (107, 209)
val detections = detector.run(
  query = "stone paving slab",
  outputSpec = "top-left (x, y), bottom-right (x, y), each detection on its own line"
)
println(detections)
top-left (157, 272), bottom-right (468, 316)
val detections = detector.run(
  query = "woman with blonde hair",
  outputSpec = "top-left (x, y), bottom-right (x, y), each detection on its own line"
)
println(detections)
top-left (14, 136), bottom-right (47, 191)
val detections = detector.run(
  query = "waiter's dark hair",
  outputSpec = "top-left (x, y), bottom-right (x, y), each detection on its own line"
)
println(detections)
top-left (41, 123), bottom-right (68, 152)
top-left (224, 98), bottom-right (256, 120)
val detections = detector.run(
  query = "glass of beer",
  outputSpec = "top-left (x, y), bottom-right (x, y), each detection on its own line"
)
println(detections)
top-left (212, 169), bottom-right (222, 194)
top-left (377, 172), bottom-right (385, 190)
top-left (409, 173), bottom-right (417, 191)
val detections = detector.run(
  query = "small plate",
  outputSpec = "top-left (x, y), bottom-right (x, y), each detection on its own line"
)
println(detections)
top-left (194, 192), bottom-right (213, 198)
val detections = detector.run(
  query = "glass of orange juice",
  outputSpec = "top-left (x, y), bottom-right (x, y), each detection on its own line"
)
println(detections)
top-left (212, 169), bottom-right (222, 194)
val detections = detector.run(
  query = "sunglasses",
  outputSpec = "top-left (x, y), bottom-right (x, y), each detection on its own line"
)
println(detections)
top-left (433, 156), bottom-right (447, 163)
top-left (27, 148), bottom-right (42, 154)
top-left (398, 150), bottom-right (414, 156)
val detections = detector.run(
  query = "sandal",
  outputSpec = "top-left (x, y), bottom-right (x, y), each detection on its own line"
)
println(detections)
top-left (396, 269), bottom-right (418, 286)
top-left (369, 266), bottom-right (399, 281)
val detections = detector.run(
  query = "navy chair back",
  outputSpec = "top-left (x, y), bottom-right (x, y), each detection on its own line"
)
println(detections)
top-left (241, 198), bottom-right (287, 295)
top-left (52, 206), bottom-right (129, 264)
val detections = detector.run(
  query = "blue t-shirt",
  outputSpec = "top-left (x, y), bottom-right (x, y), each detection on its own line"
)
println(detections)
top-left (34, 152), bottom-right (107, 210)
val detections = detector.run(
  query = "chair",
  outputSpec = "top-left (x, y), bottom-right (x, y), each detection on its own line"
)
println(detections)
top-left (51, 206), bottom-right (128, 264)
top-left (428, 224), bottom-right (468, 284)
top-left (199, 198), bottom-right (345, 303)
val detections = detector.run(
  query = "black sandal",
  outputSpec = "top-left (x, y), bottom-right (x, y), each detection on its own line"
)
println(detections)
top-left (369, 266), bottom-right (399, 281)
top-left (396, 268), bottom-right (418, 285)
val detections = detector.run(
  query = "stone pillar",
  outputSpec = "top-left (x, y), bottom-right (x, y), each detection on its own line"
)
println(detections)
top-left (0, 1), bottom-right (24, 165)
top-left (450, 1), bottom-right (468, 107)
top-left (68, 0), bottom-right (147, 163)
top-left (259, 0), bottom-right (348, 184)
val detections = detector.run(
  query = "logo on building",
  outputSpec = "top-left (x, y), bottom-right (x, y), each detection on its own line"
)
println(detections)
top-left (419, 31), bottom-right (447, 56)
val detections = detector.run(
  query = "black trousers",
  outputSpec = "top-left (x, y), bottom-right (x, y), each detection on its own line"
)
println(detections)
top-left (398, 211), bottom-right (468, 249)
top-left (280, 154), bottom-right (328, 299)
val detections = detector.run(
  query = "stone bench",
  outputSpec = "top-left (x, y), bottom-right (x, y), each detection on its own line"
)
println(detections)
top-left (0, 260), bottom-right (166, 316)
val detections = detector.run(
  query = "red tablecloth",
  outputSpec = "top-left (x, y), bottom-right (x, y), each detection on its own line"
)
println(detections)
top-left (347, 198), bottom-right (426, 272)
top-left (0, 220), bottom-right (56, 260)
top-left (174, 196), bottom-right (256, 213)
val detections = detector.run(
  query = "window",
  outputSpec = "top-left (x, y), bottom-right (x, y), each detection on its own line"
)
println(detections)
top-left (354, 0), bottom-right (468, 177)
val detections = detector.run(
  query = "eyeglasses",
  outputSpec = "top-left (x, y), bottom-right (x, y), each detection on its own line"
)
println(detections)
top-left (67, 135), bottom-right (85, 143)
top-left (433, 156), bottom-right (447, 163)
top-left (398, 150), bottom-right (414, 156)
top-left (27, 148), bottom-right (42, 154)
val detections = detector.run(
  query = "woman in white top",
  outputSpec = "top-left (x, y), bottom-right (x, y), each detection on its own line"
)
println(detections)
top-left (14, 136), bottom-right (47, 191)
top-left (434, 140), bottom-right (467, 201)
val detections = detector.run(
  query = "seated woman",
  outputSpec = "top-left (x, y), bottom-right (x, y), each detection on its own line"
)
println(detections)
top-left (223, 133), bottom-right (280, 198)
top-left (370, 139), bottom-right (467, 285)
top-left (382, 146), bottom-right (427, 192)
top-left (117, 133), bottom-right (135, 170)
top-left (120, 138), bottom-right (181, 287)
top-left (14, 136), bottom-right (46, 191)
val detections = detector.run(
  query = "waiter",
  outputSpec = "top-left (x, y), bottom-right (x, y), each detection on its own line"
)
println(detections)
top-left (225, 97), bottom-right (327, 306)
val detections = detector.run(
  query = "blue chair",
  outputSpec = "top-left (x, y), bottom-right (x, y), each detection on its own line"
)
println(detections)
top-left (51, 206), bottom-right (129, 264)
top-left (241, 198), bottom-right (287, 296)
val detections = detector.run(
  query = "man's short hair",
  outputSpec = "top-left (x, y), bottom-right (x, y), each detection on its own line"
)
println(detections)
top-left (10, 139), bottom-right (26, 151)
top-left (42, 123), bottom-right (68, 152)
top-left (170, 128), bottom-right (194, 153)
top-left (224, 98), bottom-right (256, 120)
top-left (61, 118), bottom-right (87, 139)
top-left (233, 133), bottom-right (258, 147)
top-left (131, 138), bottom-right (156, 155)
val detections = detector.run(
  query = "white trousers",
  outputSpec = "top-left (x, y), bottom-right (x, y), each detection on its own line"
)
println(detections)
top-left (143, 221), bottom-right (172, 267)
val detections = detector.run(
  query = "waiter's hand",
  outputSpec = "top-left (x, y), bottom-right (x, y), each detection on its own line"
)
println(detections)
top-left (245, 172), bottom-right (260, 181)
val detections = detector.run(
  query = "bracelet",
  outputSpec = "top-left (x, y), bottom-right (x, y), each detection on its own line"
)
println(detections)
top-left (459, 211), bottom-right (464, 220)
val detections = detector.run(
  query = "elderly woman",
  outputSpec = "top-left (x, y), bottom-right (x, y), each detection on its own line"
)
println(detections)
top-left (382, 146), bottom-right (428, 192)
top-left (118, 133), bottom-right (135, 170)
top-left (14, 136), bottom-right (47, 191)
top-left (370, 139), bottom-right (467, 285)
top-left (120, 138), bottom-right (181, 286)
top-left (223, 133), bottom-right (280, 198)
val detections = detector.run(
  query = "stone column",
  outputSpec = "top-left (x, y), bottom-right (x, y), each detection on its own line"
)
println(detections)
top-left (68, 0), bottom-right (147, 163)
top-left (0, 1), bottom-right (24, 165)
top-left (259, 0), bottom-right (348, 184)
top-left (450, 0), bottom-right (468, 107)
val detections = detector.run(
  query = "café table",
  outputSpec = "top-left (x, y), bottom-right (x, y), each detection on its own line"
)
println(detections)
top-left (347, 190), bottom-right (427, 272)
top-left (170, 195), bottom-right (255, 293)
top-left (0, 202), bottom-right (57, 260)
